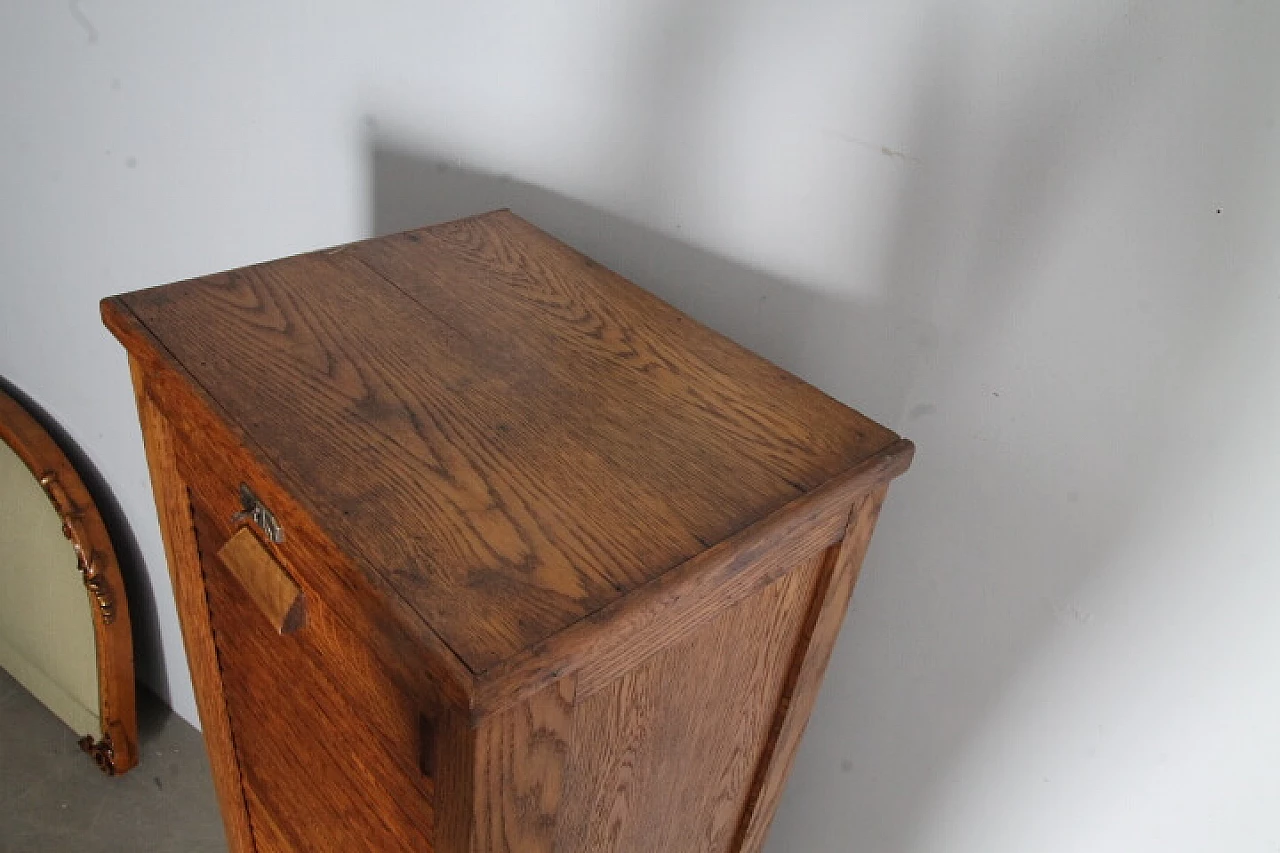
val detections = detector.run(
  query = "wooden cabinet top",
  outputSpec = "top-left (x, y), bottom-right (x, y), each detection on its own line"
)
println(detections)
top-left (103, 210), bottom-right (907, 678)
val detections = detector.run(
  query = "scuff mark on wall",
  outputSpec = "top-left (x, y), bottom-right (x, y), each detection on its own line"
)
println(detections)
top-left (822, 128), bottom-right (923, 166)
top-left (68, 0), bottom-right (98, 45)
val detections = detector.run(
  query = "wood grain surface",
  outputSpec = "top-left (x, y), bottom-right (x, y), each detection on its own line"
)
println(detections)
top-left (553, 549), bottom-right (826, 853)
top-left (473, 677), bottom-right (577, 853)
top-left (216, 528), bottom-right (305, 635)
top-left (130, 368), bottom-right (255, 850)
top-left (112, 299), bottom-right (473, 708)
top-left (175, 426), bottom-right (438, 809)
top-left (108, 210), bottom-right (915, 853)
top-left (471, 440), bottom-right (912, 719)
top-left (242, 784), bottom-right (293, 853)
top-left (733, 485), bottom-right (890, 853)
top-left (107, 210), bottom-right (898, 673)
top-left (195, 501), bottom-right (436, 851)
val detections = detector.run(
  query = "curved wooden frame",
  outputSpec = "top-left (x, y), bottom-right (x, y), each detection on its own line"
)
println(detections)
top-left (0, 386), bottom-right (137, 775)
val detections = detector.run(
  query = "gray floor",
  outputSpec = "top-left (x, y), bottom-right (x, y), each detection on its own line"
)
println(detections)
top-left (0, 669), bottom-right (225, 852)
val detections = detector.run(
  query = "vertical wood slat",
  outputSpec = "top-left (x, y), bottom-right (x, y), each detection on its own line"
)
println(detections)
top-left (435, 677), bottom-right (577, 853)
top-left (129, 356), bottom-right (258, 853)
top-left (733, 485), bottom-right (891, 853)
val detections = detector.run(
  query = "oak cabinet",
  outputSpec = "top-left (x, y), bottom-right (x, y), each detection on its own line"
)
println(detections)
top-left (104, 211), bottom-right (911, 852)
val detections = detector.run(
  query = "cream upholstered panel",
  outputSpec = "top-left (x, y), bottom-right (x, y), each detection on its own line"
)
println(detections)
top-left (0, 437), bottom-right (100, 736)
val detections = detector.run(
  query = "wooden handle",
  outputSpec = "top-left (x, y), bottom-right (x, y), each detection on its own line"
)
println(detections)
top-left (216, 527), bottom-right (306, 634)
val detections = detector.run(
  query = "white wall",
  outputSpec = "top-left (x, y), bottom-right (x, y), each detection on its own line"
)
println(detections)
top-left (3, 1), bottom-right (1278, 850)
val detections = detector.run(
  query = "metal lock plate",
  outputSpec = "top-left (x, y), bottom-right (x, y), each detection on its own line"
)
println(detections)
top-left (232, 483), bottom-right (284, 544)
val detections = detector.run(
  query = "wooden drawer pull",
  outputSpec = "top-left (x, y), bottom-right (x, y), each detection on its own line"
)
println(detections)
top-left (216, 527), bottom-right (306, 634)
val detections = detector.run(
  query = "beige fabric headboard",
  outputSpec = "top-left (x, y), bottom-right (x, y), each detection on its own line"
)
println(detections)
top-left (0, 385), bottom-right (137, 775)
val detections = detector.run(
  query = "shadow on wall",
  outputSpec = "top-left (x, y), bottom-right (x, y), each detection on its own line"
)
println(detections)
top-left (368, 140), bottom-right (927, 426)
top-left (361, 4), bottom-right (1265, 848)
top-left (360, 124), bottom-right (1110, 851)
top-left (769, 5), bottom-right (1278, 851)
top-left (361, 134), bottom-right (1043, 848)
top-left (0, 376), bottom-right (167, 704)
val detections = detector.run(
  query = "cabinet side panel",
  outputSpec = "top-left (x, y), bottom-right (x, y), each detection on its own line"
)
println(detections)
top-left (129, 358), bottom-right (257, 852)
top-left (553, 548), bottom-right (828, 853)
top-left (735, 485), bottom-right (889, 853)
